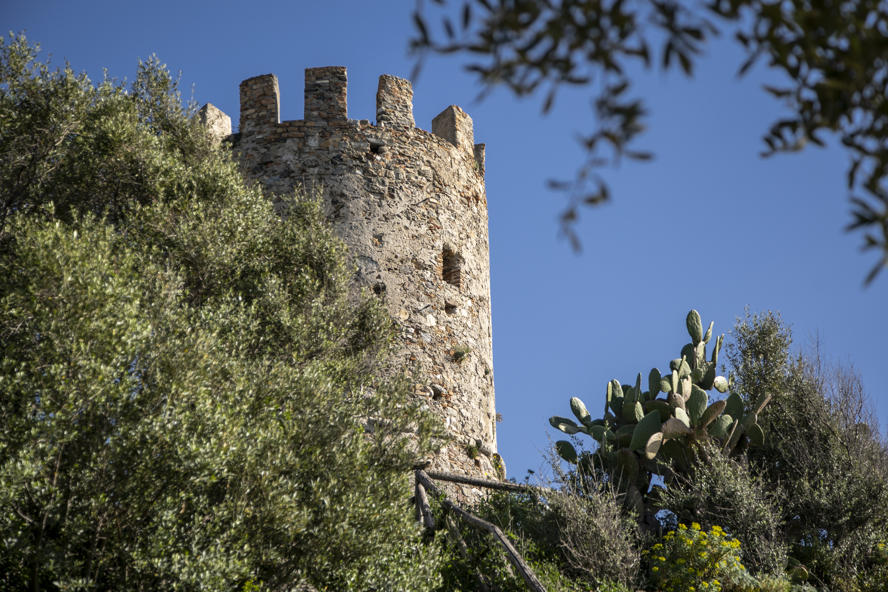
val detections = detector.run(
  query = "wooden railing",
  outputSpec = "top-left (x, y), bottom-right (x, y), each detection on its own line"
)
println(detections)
top-left (413, 468), bottom-right (547, 592)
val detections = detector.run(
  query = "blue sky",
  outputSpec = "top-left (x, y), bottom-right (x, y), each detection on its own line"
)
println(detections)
top-left (5, 0), bottom-right (886, 480)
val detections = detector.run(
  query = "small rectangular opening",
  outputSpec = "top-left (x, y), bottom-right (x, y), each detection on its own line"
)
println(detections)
top-left (442, 247), bottom-right (461, 288)
top-left (445, 302), bottom-right (457, 315)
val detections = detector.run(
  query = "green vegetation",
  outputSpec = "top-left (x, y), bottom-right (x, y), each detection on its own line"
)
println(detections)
top-left (438, 309), bottom-right (885, 591)
top-left (0, 34), bottom-right (444, 591)
top-left (432, 484), bottom-right (639, 591)
top-left (645, 523), bottom-right (754, 592)
top-left (538, 310), bottom-right (888, 590)
top-left (728, 311), bottom-right (888, 590)
top-left (550, 311), bottom-right (771, 531)
top-left (3, 31), bottom-right (886, 592)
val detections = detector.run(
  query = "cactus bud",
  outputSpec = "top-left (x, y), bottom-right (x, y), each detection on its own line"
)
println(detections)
top-left (686, 310), bottom-right (703, 344)
top-left (570, 397), bottom-right (592, 425)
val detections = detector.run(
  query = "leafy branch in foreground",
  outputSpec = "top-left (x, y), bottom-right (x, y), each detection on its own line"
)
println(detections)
top-left (412, 0), bottom-right (888, 282)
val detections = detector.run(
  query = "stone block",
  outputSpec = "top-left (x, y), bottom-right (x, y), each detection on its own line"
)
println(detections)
top-left (198, 103), bottom-right (232, 143)
top-left (305, 66), bottom-right (347, 122)
top-left (239, 74), bottom-right (279, 133)
top-left (432, 105), bottom-right (474, 154)
top-left (376, 74), bottom-right (414, 127)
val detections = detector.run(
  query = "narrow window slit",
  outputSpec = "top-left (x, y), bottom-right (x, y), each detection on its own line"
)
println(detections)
top-left (442, 247), bottom-right (462, 288)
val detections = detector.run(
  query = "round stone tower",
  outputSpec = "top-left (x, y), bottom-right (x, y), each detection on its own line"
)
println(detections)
top-left (200, 67), bottom-right (498, 499)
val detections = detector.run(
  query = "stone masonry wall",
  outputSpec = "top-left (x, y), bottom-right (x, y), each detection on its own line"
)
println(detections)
top-left (203, 68), bottom-right (497, 502)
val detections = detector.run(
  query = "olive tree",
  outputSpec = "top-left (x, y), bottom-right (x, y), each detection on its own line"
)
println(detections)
top-left (0, 34), bottom-right (443, 591)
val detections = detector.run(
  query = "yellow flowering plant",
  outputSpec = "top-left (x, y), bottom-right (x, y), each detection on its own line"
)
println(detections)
top-left (644, 523), bottom-right (754, 592)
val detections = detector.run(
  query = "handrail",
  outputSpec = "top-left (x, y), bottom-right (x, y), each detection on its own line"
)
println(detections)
top-left (414, 469), bottom-right (547, 592)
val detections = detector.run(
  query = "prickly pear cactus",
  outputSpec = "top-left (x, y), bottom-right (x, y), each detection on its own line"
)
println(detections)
top-left (549, 310), bottom-right (772, 517)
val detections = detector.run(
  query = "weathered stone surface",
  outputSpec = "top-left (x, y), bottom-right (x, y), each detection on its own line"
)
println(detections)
top-left (239, 74), bottom-right (279, 133)
top-left (376, 74), bottom-right (414, 128)
top-left (304, 67), bottom-right (347, 122)
top-left (207, 67), bottom-right (497, 503)
top-left (198, 103), bottom-right (231, 143)
top-left (432, 105), bottom-right (474, 154)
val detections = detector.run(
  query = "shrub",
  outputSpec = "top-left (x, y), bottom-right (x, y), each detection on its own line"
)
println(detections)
top-left (656, 443), bottom-right (788, 575)
top-left (552, 476), bottom-right (642, 587)
top-left (644, 523), bottom-right (756, 592)
top-left (432, 475), bottom-right (640, 592)
top-left (728, 311), bottom-right (888, 588)
top-left (0, 34), bottom-right (444, 591)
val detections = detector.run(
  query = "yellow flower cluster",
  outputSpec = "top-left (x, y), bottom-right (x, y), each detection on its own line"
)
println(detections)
top-left (644, 523), bottom-right (746, 592)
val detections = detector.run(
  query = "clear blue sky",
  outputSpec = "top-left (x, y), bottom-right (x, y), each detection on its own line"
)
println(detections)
top-left (5, 0), bottom-right (886, 481)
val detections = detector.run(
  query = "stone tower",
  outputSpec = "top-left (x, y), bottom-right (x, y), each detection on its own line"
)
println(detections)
top-left (200, 67), bottom-right (498, 498)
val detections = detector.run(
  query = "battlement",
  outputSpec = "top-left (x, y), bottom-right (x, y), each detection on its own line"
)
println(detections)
top-left (233, 67), bottom-right (484, 172)
top-left (205, 67), bottom-right (498, 500)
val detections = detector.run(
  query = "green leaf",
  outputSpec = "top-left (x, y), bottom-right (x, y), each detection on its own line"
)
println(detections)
top-left (570, 396), bottom-right (593, 426)
top-left (699, 399), bottom-right (727, 429)
top-left (644, 432), bottom-right (663, 460)
top-left (549, 416), bottom-right (581, 434)
top-left (747, 422), bottom-right (765, 446)
top-left (649, 367), bottom-right (661, 397)
top-left (686, 309), bottom-right (703, 343)
top-left (709, 414), bottom-right (734, 438)
top-left (724, 392), bottom-right (744, 419)
top-left (556, 440), bottom-right (578, 464)
top-left (630, 410), bottom-right (662, 451)
top-left (674, 407), bottom-right (691, 429)
top-left (686, 385), bottom-right (708, 426)
top-left (662, 417), bottom-right (691, 440)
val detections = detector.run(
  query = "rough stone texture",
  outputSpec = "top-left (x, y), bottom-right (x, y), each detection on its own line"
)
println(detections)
top-left (207, 67), bottom-right (498, 503)
top-left (432, 105), bottom-right (473, 154)
top-left (239, 74), bottom-right (279, 133)
top-left (198, 103), bottom-right (232, 143)
top-left (305, 67), bottom-right (347, 122)
top-left (376, 75), bottom-right (414, 128)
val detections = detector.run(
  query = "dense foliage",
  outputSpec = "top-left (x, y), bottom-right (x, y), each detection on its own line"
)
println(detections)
top-left (0, 34), bottom-right (444, 591)
top-left (645, 523), bottom-right (755, 592)
top-left (413, 0), bottom-right (888, 281)
top-left (728, 311), bottom-right (888, 590)
top-left (550, 310), bottom-right (770, 532)
top-left (432, 483), bottom-right (640, 591)
top-left (535, 310), bottom-right (888, 590)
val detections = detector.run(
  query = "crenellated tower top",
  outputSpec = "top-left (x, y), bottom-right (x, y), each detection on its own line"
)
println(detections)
top-left (201, 67), bottom-right (498, 502)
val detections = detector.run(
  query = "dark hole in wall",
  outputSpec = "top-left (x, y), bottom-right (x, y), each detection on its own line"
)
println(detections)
top-left (369, 140), bottom-right (385, 154)
top-left (445, 302), bottom-right (457, 314)
top-left (442, 247), bottom-right (461, 288)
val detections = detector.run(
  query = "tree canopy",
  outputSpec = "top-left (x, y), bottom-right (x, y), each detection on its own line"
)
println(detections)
top-left (412, 0), bottom-right (888, 282)
top-left (0, 34), bottom-right (443, 591)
